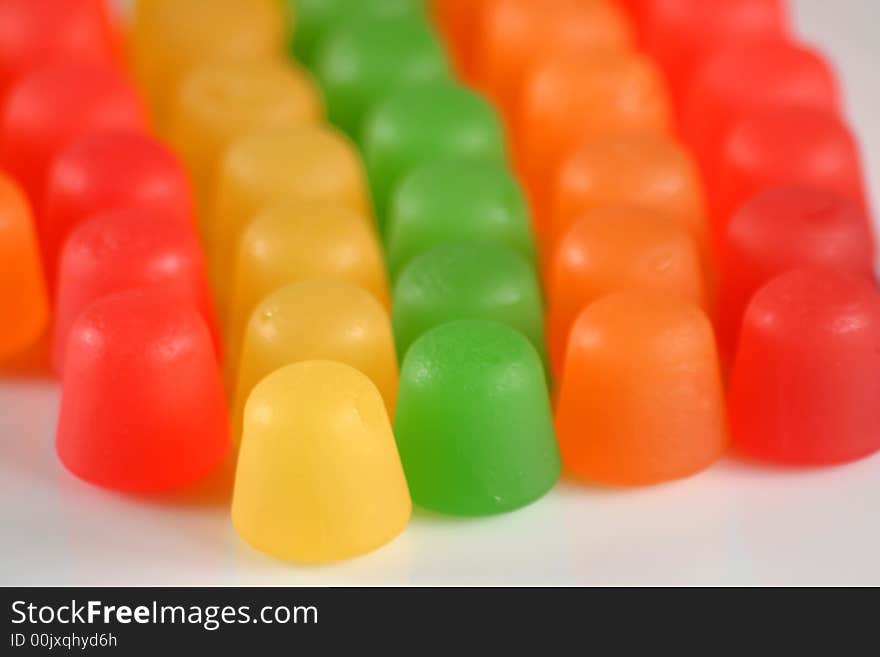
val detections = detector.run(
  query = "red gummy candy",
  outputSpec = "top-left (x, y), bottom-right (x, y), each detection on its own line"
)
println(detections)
top-left (642, 0), bottom-right (788, 106)
top-left (42, 131), bottom-right (192, 295)
top-left (713, 107), bottom-right (866, 237)
top-left (728, 268), bottom-right (880, 465)
top-left (0, 63), bottom-right (146, 212)
top-left (56, 289), bottom-right (229, 492)
top-left (716, 186), bottom-right (876, 362)
top-left (0, 0), bottom-right (118, 102)
top-left (682, 41), bottom-right (840, 180)
top-left (52, 208), bottom-right (218, 374)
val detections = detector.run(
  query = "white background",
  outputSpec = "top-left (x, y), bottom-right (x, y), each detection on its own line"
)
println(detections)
top-left (1, 0), bottom-right (879, 586)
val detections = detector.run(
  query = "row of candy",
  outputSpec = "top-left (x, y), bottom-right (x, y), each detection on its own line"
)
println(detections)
top-left (125, 0), bottom-right (411, 563)
top-left (0, 0), bottom-right (232, 490)
top-left (299, 2), bottom-right (563, 517)
top-left (0, 0), bottom-right (122, 363)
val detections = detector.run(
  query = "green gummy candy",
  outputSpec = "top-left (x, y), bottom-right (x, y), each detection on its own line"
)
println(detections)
top-left (386, 159), bottom-right (535, 278)
top-left (394, 319), bottom-right (561, 516)
top-left (392, 243), bottom-right (547, 369)
top-left (311, 12), bottom-right (449, 138)
top-left (289, 0), bottom-right (427, 65)
top-left (361, 80), bottom-right (506, 226)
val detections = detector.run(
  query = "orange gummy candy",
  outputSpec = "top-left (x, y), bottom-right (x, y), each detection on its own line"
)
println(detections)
top-left (546, 208), bottom-right (703, 375)
top-left (555, 290), bottom-right (727, 486)
top-left (0, 173), bottom-right (47, 361)
top-left (516, 52), bottom-right (671, 232)
top-left (475, 0), bottom-right (632, 115)
top-left (549, 134), bottom-right (705, 256)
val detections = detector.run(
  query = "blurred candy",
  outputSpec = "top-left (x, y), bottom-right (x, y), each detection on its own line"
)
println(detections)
top-left (392, 243), bottom-right (546, 364)
top-left (0, 174), bottom-right (47, 361)
top-left (211, 124), bottom-right (370, 305)
top-left (394, 319), bottom-right (560, 515)
top-left (56, 289), bottom-right (229, 492)
top-left (52, 209), bottom-right (218, 375)
top-left (642, 0), bottom-right (788, 105)
top-left (290, 0), bottom-right (425, 65)
top-left (549, 134), bottom-right (706, 256)
top-left (312, 12), bottom-right (449, 137)
top-left (225, 200), bottom-right (388, 389)
top-left (713, 107), bottom-right (866, 235)
top-left (0, 0), bottom-right (118, 102)
top-left (361, 80), bottom-right (505, 223)
top-left (728, 269), bottom-right (880, 465)
top-left (232, 360), bottom-right (411, 563)
top-left (556, 291), bottom-right (727, 485)
top-left (131, 0), bottom-right (286, 127)
top-left (166, 60), bottom-right (324, 236)
top-left (716, 187), bottom-right (876, 364)
top-left (233, 279), bottom-right (398, 442)
top-left (386, 159), bottom-right (533, 279)
top-left (682, 42), bottom-right (840, 176)
top-left (42, 132), bottom-right (192, 295)
top-left (476, 0), bottom-right (632, 114)
top-left (516, 52), bottom-right (671, 220)
top-left (0, 63), bottom-right (147, 211)
top-left (546, 208), bottom-right (703, 375)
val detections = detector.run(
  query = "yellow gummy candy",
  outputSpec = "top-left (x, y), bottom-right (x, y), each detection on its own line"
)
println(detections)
top-left (231, 361), bottom-right (411, 563)
top-left (130, 0), bottom-right (287, 128)
top-left (232, 278), bottom-right (398, 443)
top-left (166, 59), bottom-right (324, 241)
top-left (210, 124), bottom-right (371, 310)
top-left (224, 200), bottom-right (389, 390)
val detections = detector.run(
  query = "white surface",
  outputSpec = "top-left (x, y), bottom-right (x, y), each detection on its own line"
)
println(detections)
top-left (2, 0), bottom-right (880, 587)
